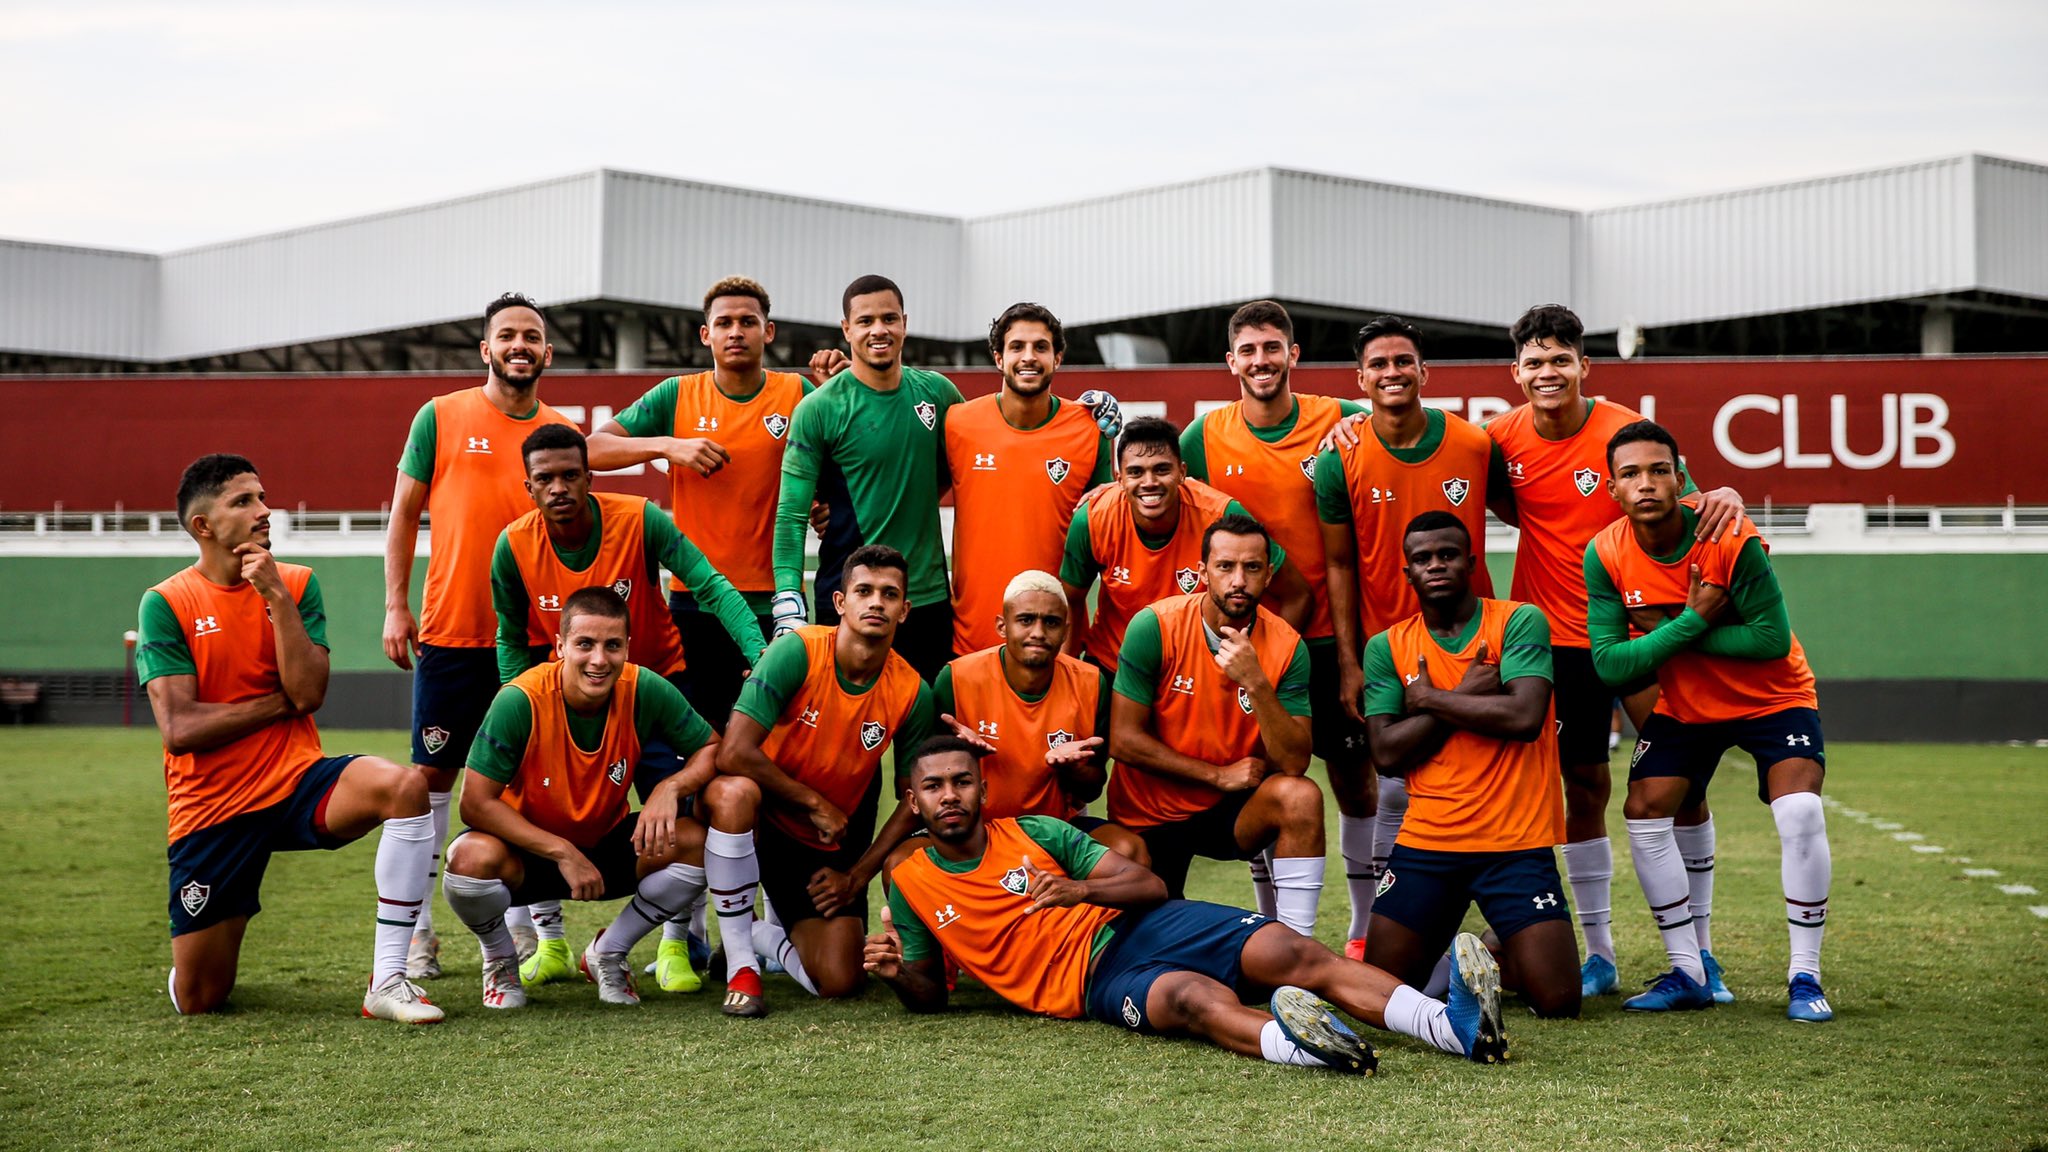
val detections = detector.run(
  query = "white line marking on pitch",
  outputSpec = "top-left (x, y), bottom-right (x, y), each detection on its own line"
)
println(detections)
top-left (1872, 821), bottom-right (1903, 831)
top-left (2032, 907), bottom-right (2048, 919)
top-left (1999, 884), bottom-right (2039, 896)
top-left (1892, 832), bottom-right (1925, 841)
top-left (1911, 845), bottom-right (1945, 853)
top-left (1964, 868), bottom-right (2002, 877)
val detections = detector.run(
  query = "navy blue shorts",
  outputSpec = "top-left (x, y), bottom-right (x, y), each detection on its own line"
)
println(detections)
top-left (1372, 843), bottom-right (1570, 952)
top-left (1630, 707), bottom-right (1826, 805)
top-left (1085, 899), bottom-right (1272, 1034)
top-left (1309, 641), bottom-right (1370, 772)
top-left (166, 755), bottom-right (358, 936)
top-left (1551, 646), bottom-right (1621, 768)
top-left (410, 643), bottom-right (501, 768)
top-left (501, 812), bottom-right (646, 905)
top-left (1137, 791), bottom-right (1255, 900)
top-left (669, 595), bottom-right (773, 733)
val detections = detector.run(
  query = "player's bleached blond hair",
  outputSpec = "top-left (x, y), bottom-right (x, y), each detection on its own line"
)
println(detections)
top-left (1002, 570), bottom-right (1065, 606)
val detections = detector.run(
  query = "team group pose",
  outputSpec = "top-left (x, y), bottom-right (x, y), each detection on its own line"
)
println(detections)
top-left (143, 280), bottom-right (1838, 1052)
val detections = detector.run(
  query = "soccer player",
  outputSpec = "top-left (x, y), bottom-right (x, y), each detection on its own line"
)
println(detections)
top-left (383, 292), bottom-right (575, 979)
top-left (141, 454), bottom-right (441, 1022)
top-left (586, 276), bottom-right (814, 727)
top-left (1107, 514), bottom-right (1325, 934)
top-left (442, 587), bottom-right (721, 1008)
top-left (931, 570), bottom-right (1146, 864)
top-left (945, 303), bottom-right (1114, 656)
top-left (701, 545), bottom-right (936, 1016)
top-left (1361, 511), bottom-right (1580, 1019)
top-left (491, 422), bottom-right (763, 991)
top-left (1586, 421), bottom-right (1834, 1021)
top-left (1061, 418), bottom-right (1308, 672)
top-left (1484, 303), bottom-right (1745, 998)
top-left (866, 737), bottom-right (1509, 1070)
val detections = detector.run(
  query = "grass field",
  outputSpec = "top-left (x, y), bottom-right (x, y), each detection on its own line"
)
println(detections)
top-left (1, 728), bottom-right (2043, 1151)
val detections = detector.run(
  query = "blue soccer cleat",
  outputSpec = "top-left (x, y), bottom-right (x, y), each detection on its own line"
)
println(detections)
top-left (1448, 932), bottom-right (1508, 1063)
top-left (1623, 967), bottom-right (1715, 1012)
top-left (1786, 973), bottom-right (1834, 1022)
top-left (1269, 986), bottom-right (1377, 1075)
top-left (1701, 950), bottom-right (1735, 1005)
top-left (1580, 953), bottom-right (1619, 997)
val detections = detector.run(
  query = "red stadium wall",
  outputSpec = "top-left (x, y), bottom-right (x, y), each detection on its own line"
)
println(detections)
top-left (8, 356), bottom-right (2046, 509)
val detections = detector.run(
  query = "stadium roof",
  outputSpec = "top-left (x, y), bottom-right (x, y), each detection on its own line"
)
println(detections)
top-left (3, 152), bottom-right (2045, 368)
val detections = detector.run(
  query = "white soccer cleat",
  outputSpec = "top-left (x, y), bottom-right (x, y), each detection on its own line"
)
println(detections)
top-left (362, 972), bottom-right (445, 1024)
top-left (481, 957), bottom-right (527, 1010)
top-left (509, 923), bottom-right (540, 965)
top-left (580, 939), bottom-right (640, 1006)
top-left (406, 929), bottom-right (442, 980)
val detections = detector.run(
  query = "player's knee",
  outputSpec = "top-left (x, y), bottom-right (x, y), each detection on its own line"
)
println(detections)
top-left (814, 965), bottom-right (867, 1000)
top-left (445, 831), bottom-right (507, 878)
top-left (1529, 984), bottom-right (1582, 1020)
top-left (380, 762), bottom-right (431, 817)
top-left (1097, 827), bottom-right (1150, 870)
top-left (173, 971), bottom-right (231, 1015)
top-left (703, 775), bottom-right (760, 822)
top-left (1266, 774), bottom-right (1323, 825)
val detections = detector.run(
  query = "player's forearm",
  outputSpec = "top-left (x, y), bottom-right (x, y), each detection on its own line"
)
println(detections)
top-left (495, 642), bottom-right (544, 686)
top-left (1063, 589), bottom-right (1091, 656)
top-left (689, 561), bottom-right (769, 666)
top-left (771, 471), bottom-right (819, 594)
top-left (667, 744), bottom-right (720, 799)
top-left (1418, 682), bottom-right (1547, 742)
top-left (1107, 725), bottom-right (1224, 787)
top-left (1588, 609), bottom-right (1706, 686)
top-left (156, 693), bottom-right (293, 756)
top-left (1368, 713), bottom-right (1452, 776)
top-left (881, 963), bottom-right (949, 1013)
top-left (267, 595), bottom-right (328, 713)
top-left (1694, 566), bottom-right (1793, 661)
top-left (459, 783), bottom-right (580, 863)
top-left (849, 801), bottom-right (921, 889)
top-left (715, 740), bottom-right (822, 812)
top-left (584, 430), bottom-right (668, 471)
top-left (1266, 568), bottom-right (1312, 634)
top-left (1055, 758), bottom-right (1107, 804)
top-left (1325, 559), bottom-right (1363, 671)
top-left (382, 479), bottom-right (424, 610)
top-left (1079, 865), bottom-right (1168, 911)
top-left (1249, 697), bottom-right (1312, 775)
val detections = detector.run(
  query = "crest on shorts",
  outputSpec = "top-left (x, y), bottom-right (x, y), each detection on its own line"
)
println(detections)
top-left (179, 881), bottom-right (210, 917)
top-left (860, 720), bottom-right (887, 751)
top-left (1237, 686), bottom-right (1255, 714)
top-left (1174, 566), bottom-right (1201, 595)
top-left (1573, 467), bottom-right (1600, 497)
top-left (611, 578), bottom-right (632, 601)
top-left (914, 400), bottom-right (938, 431)
top-left (1000, 866), bottom-right (1030, 897)
top-left (606, 757), bottom-right (629, 786)
top-left (763, 412), bottom-right (790, 440)
top-left (1631, 739), bottom-right (1651, 768)
top-left (1121, 995), bottom-right (1143, 1028)
top-left (420, 726), bottom-right (450, 755)
top-left (1442, 476), bottom-right (1471, 506)
top-left (1046, 457), bottom-right (1071, 484)
top-left (1299, 454), bottom-right (1318, 482)
top-left (1374, 868), bottom-right (1395, 899)
top-left (1046, 729), bottom-right (1074, 749)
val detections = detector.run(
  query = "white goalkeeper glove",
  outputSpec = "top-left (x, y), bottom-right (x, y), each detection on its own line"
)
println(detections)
top-left (770, 589), bottom-right (808, 638)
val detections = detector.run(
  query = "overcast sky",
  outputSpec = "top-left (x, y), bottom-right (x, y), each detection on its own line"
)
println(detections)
top-left (4, 0), bottom-right (2044, 252)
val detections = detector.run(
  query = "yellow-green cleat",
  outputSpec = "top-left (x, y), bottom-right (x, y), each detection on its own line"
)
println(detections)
top-left (519, 938), bottom-right (576, 988)
top-left (654, 938), bottom-right (704, 993)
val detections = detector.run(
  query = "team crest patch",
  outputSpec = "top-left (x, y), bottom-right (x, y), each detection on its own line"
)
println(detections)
top-left (1237, 686), bottom-right (1255, 715)
top-left (1375, 868), bottom-right (1395, 899)
top-left (1045, 457), bottom-right (1072, 484)
top-left (611, 578), bottom-right (632, 601)
top-left (914, 400), bottom-right (937, 430)
top-left (1174, 566), bottom-right (1201, 594)
top-left (1001, 867), bottom-right (1030, 896)
top-left (606, 758), bottom-right (629, 786)
top-left (1121, 995), bottom-right (1143, 1029)
top-left (1631, 739), bottom-right (1651, 768)
top-left (1442, 477), bottom-right (1471, 506)
top-left (179, 881), bottom-right (210, 917)
top-left (763, 412), bottom-right (790, 440)
top-left (1299, 454), bottom-right (1318, 482)
top-left (860, 720), bottom-right (887, 751)
top-left (1573, 466), bottom-right (1601, 496)
top-left (1047, 729), bottom-right (1074, 749)
top-left (420, 726), bottom-right (450, 755)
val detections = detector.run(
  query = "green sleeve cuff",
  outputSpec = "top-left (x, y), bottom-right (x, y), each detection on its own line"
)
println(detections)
top-left (1313, 450), bottom-right (1351, 523)
top-left (135, 589), bottom-right (195, 684)
top-left (295, 572), bottom-right (329, 650)
top-left (467, 685), bottom-right (534, 784)
top-left (1059, 502), bottom-right (1099, 587)
top-left (612, 377), bottom-right (679, 438)
top-left (888, 880), bottom-right (939, 962)
top-left (1362, 631), bottom-right (1403, 717)
top-left (1178, 420), bottom-right (1209, 481)
top-left (1499, 604), bottom-right (1554, 683)
top-left (732, 631), bottom-right (811, 728)
top-left (1275, 640), bottom-right (1312, 716)
top-left (397, 401), bottom-right (437, 484)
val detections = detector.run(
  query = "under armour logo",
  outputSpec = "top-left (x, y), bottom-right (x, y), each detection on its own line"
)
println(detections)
top-left (973, 453), bottom-right (997, 469)
top-left (695, 416), bottom-right (720, 431)
top-left (1798, 908), bottom-right (1826, 921)
top-left (1108, 566), bottom-right (1132, 585)
top-left (1221, 464), bottom-right (1245, 476)
top-left (537, 594), bottom-right (561, 611)
top-left (191, 615), bottom-right (221, 636)
top-left (1369, 486), bottom-right (1397, 504)
top-left (466, 437), bottom-right (491, 453)
top-left (976, 720), bottom-right (999, 738)
top-left (1532, 892), bottom-right (1559, 909)
top-left (800, 707), bottom-right (821, 727)
top-left (933, 903), bottom-right (959, 928)
top-left (1238, 914), bottom-right (1261, 925)
top-left (1170, 674), bottom-right (1196, 694)
top-left (1625, 590), bottom-right (1646, 606)
top-left (1787, 734), bottom-right (1812, 746)
top-left (1506, 460), bottom-right (1525, 479)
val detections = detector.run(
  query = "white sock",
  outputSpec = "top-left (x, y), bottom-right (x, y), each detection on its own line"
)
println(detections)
top-left (1372, 776), bottom-right (1407, 891)
top-left (372, 812), bottom-right (435, 983)
top-left (418, 790), bottom-right (451, 934)
top-left (691, 891), bottom-right (708, 939)
top-left (1258, 1018), bottom-right (1328, 1067)
top-left (1270, 856), bottom-right (1325, 937)
top-left (1560, 836), bottom-right (1616, 963)
top-left (442, 873), bottom-right (516, 963)
top-left (751, 920), bottom-right (818, 996)
top-left (1339, 815), bottom-right (1375, 939)
top-left (1382, 983), bottom-right (1462, 1056)
top-left (1674, 817), bottom-right (1717, 952)
top-left (504, 904), bottom-right (534, 933)
top-left (600, 864), bottom-right (707, 956)
top-left (1248, 851), bottom-right (1276, 919)
top-left (662, 889), bottom-right (706, 943)
top-left (1627, 817), bottom-right (1704, 983)
top-left (531, 900), bottom-right (565, 941)
top-left (1771, 792), bottom-right (1830, 980)
top-left (705, 828), bottom-right (761, 978)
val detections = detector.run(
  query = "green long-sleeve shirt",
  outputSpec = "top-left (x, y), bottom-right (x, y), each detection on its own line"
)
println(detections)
top-left (1583, 507), bottom-right (1793, 687)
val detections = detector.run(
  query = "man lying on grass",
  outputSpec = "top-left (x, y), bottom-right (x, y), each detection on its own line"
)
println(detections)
top-left (864, 736), bottom-right (1508, 1073)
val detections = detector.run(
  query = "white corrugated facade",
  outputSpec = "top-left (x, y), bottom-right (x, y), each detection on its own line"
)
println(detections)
top-left (3, 153), bottom-right (2041, 362)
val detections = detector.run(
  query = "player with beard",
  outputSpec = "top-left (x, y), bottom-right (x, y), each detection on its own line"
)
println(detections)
top-left (383, 293), bottom-right (575, 979)
top-left (868, 737), bottom-right (1509, 1070)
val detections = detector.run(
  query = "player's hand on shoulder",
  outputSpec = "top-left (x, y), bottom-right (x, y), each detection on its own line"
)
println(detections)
top-left (808, 348), bottom-right (850, 385)
top-left (1215, 756), bottom-right (1267, 793)
top-left (863, 905), bottom-right (903, 978)
top-left (382, 604), bottom-right (418, 670)
top-left (236, 543), bottom-right (286, 601)
top-left (1213, 626), bottom-right (1268, 689)
top-left (1022, 855), bottom-right (1087, 912)
top-left (808, 499), bottom-right (831, 537)
top-left (1076, 389), bottom-right (1124, 438)
top-left (557, 848), bottom-right (604, 900)
top-left (1454, 641), bottom-right (1501, 695)
top-left (807, 866), bottom-right (856, 917)
top-left (1319, 411), bottom-right (1367, 453)
top-left (1686, 563), bottom-right (1730, 622)
top-left (1693, 486), bottom-right (1746, 543)
top-left (668, 436), bottom-right (731, 478)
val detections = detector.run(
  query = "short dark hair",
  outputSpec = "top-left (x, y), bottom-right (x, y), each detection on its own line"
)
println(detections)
top-left (1354, 315), bottom-right (1426, 362)
top-left (1402, 510), bottom-right (1470, 547)
top-left (842, 274), bottom-right (904, 318)
top-left (1607, 420), bottom-right (1682, 471)
top-left (1509, 304), bottom-right (1584, 356)
top-left (841, 544), bottom-right (909, 591)
top-left (1115, 417), bottom-right (1182, 466)
top-left (987, 302), bottom-right (1066, 360)
top-left (1201, 512), bottom-right (1271, 560)
top-left (521, 423), bottom-right (587, 470)
top-left (176, 453), bottom-right (258, 528)
top-left (703, 276), bottom-right (771, 316)
top-left (907, 734), bottom-right (990, 781)
top-left (560, 586), bottom-right (630, 634)
top-left (1227, 299), bottom-right (1294, 348)
top-left (484, 292), bottom-right (547, 332)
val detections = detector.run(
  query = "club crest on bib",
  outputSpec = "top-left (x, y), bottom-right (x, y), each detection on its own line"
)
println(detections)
top-left (1000, 866), bottom-right (1029, 896)
top-left (1046, 728), bottom-right (1074, 749)
top-left (860, 720), bottom-right (887, 751)
top-left (1298, 454), bottom-right (1318, 482)
top-left (1045, 457), bottom-right (1071, 484)
top-left (606, 758), bottom-right (629, 786)
top-left (611, 578), bottom-right (632, 601)
top-left (763, 411), bottom-right (790, 440)
top-left (1174, 566), bottom-right (1201, 594)
top-left (914, 400), bottom-right (937, 431)
top-left (179, 881), bottom-right (210, 917)
top-left (420, 726), bottom-right (450, 755)
top-left (1573, 467), bottom-right (1600, 496)
top-left (1442, 476), bottom-right (1471, 506)
top-left (1237, 686), bottom-right (1255, 714)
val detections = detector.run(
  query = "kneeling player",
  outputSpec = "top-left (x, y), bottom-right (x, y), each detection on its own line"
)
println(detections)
top-left (142, 454), bottom-right (442, 1022)
top-left (1587, 421), bottom-right (1834, 1021)
top-left (868, 737), bottom-right (1508, 1071)
top-left (442, 587), bottom-right (719, 1007)
top-left (1362, 512), bottom-right (1581, 1019)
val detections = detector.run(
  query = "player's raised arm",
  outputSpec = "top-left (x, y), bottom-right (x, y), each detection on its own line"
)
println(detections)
top-left (1361, 631), bottom-right (1452, 776)
top-left (867, 902), bottom-right (948, 1013)
top-left (1402, 634), bottom-right (1551, 743)
top-left (1583, 547), bottom-right (1711, 687)
top-left (248, 551), bottom-right (329, 714)
top-left (1690, 538), bottom-right (1795, 661)
top-left (586, 377), bottom-right (730, 477)
top-left (1219, 628), bottom-right (1313, 775)
top-left (770, 399), bottom-right (826, 635)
